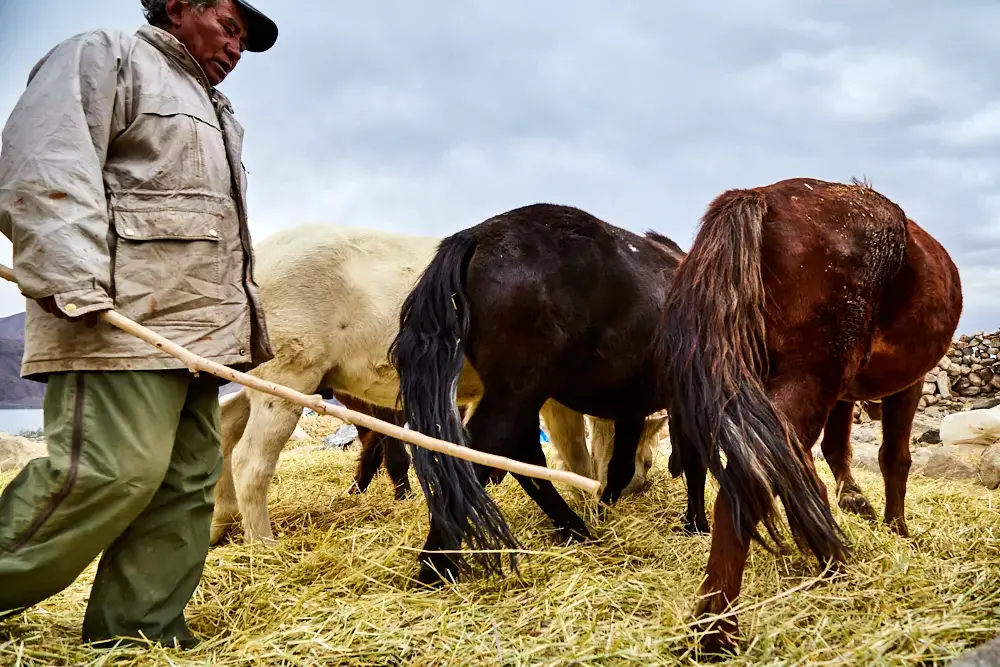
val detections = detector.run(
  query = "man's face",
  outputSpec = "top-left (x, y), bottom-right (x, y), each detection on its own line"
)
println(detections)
top-left (166, 0), bottom-right (248, 86)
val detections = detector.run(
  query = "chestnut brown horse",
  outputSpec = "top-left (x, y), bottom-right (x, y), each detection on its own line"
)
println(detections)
top-left (389, 203), bottom-right (693, 584)
top-left (658, 177), bottom-right (962, 653)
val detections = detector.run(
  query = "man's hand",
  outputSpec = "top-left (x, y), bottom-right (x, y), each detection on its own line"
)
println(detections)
top-left (35, 296), bottom-right (103, 328)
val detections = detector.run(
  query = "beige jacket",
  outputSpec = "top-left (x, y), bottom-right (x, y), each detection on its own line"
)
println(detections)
top-left (0, 25), bottom-right (273, 380)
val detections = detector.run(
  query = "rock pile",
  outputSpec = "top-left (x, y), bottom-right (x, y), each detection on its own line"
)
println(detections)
top-left (835, 402), bottom-right (1000, 490)
top-left (920, 330), bottom-right (1000, 410)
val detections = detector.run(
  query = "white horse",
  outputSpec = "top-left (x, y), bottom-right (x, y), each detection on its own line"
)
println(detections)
top-left (211, 224), bottom-right (667, 545)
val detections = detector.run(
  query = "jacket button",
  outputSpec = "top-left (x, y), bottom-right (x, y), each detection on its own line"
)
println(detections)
top-left (208, 229), bottom-right (218, 237)
top-left (64, 303), bottom-right (77, 312)
top-left (122, 228), bottom-right (134, 236)
top-left (239, 348), bottom-right (246, 355)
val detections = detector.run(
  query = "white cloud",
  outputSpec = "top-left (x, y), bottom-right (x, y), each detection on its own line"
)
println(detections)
top-left (920, 103), bottom-right (1000, 148)
top-left (740, 48), bottom-right (973, 123)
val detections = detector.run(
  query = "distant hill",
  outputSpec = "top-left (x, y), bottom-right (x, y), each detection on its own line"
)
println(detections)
top-left (0, 311), bottom-right (23, 339)
top-left (0, 312), bottom-right (45, 408)
top-left (0, 311), bottom-right (241, 408)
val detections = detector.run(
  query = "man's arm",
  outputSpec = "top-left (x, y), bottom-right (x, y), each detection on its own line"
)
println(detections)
top-left (0, 29), bottom-right (129, 319)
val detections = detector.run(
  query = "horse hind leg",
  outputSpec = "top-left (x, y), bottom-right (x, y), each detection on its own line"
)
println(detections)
top-left (667, 414), bottom-right (710, 534)
top-left (879, 381), bottom-right (921, 537)
top-left (588, 417), bottom-right (615, 492)
top-left (382, 438), bottom-right (413, 499)
top-left (350, 428), bottom-right (412, 500)
top-left (469, 393), bottom-right (592, 544)
top-left (821, 400), bottom-right (877, 520)
top-left (462, 399), bottom-right (507, 486)
top-left (695, 378), bottom-right (836, 655)
top-left (211, 389), bottom-right (251, 545)
top-left (350, 426), bottom-right (386, 495)
top-left (600, 417), bottom-right (645, 505)
top-left (541, 400), bottom-right (593, 479)
top-left (231, 366), bottom-right (324, 544)
top-left (590, 413), bottom-right (664, 499)
top-left (341, 394), bottom-right (412, 500)
top-left (621, 413), bottom-right (667, 496)
top-left (373, 403), bottom-right (413, 500)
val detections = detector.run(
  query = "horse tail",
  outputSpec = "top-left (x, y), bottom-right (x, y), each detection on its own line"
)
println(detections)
top-left (658, 190), bottom-right (850, 564)
top-left (388, 230), bottom-right (520, 577)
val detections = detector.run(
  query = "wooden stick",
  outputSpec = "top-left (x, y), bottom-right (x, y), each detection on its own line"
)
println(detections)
top-left (0, 262), bottom-right (601, 494)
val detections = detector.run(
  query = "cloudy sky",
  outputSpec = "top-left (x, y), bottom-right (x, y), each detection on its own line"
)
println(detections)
top-left (0, 0), bottom-right (997, 333)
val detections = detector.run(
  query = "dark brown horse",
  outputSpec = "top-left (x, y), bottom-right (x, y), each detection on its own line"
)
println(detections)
top-left (388, 203), bottom-right (693, 584)
top-left (658, 177), bottom-right (961, 653)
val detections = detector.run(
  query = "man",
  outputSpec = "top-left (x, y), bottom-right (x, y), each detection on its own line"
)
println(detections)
top-left (0, 0), bottom-right (277, 650)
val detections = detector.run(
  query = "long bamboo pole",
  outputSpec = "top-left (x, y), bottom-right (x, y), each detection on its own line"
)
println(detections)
top-left (0, 262), bottom-right (601, 494)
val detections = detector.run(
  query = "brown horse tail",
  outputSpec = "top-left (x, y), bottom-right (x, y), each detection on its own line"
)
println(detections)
top-left (388, 230), bottom-right (521, 578)
top-left (657, 190), bottom-right (850, 564)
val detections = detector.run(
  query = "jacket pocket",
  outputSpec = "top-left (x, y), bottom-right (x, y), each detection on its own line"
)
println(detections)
top-left (110, 207), bottom-right (224, 327)
top-left (124, 95), bottom-right (230, 195)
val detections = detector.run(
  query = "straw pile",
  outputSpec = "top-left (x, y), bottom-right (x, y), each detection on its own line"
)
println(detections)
top-left (1, 416), bottom-right (999, 666)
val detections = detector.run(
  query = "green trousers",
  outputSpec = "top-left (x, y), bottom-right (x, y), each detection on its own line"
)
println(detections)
top-left (0, 370), bottom-right (222, 648)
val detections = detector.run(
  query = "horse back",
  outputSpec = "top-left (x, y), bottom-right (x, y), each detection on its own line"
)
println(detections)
top-left (463, 204), bottom-right (678, 416)
top-left (250, 224), bottom-right (446, 404)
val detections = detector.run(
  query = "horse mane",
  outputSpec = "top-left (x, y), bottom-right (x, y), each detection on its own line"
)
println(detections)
top-left (850, 175), bottom-right (874, 189)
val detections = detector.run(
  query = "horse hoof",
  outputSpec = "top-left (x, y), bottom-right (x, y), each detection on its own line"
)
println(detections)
top-left (559, 525), bottom-right (594, 545)
top-left (599, 493), bottom-right (621, 507)
top-left (619, 478), bottom-right (649, 497)
top-left (697, 627), bottom-right (740, 661)
top-left (693, 595), bottom-right (740, 658)
top-left (209, 520), bottom-right (235, 546)
top-left (886, 516), bottom-right (909, 538)
top-left (417, 563), bottom-right (459, 587)
top-left (417, 566), bottom-right (445, 587)
top-left (209, 528), bottom-right (227, 546)
top-left (683, 519), bottom-right (710, 536)
top-left (838, 490), bottom-right (877, 520)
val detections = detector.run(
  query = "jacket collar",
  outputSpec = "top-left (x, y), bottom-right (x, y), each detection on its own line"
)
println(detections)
top-left (135, 24), bottom-right (213, 93)
top-left (135, 25), bottom-right (236, 113)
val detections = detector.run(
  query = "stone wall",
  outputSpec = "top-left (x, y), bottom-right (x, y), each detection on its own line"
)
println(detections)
top-left (920, 329), bottom-right (1000, 411)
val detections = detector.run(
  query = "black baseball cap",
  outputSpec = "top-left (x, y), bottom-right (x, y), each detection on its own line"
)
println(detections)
top-left (234, 0), bottom-right (278, 52)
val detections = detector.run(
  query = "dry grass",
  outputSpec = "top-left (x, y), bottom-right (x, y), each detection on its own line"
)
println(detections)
top-left (296, 413), bottom-right (348, 439)
top-left (2, 420), bottom-right (999, 666)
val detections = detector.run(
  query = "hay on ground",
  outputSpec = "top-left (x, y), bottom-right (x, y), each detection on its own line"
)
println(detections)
top-left (1, 435), bottom-right (999, 666)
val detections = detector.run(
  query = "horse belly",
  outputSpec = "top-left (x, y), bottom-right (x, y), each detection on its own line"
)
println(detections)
top-left (552, 371), bottom-right (663, 422)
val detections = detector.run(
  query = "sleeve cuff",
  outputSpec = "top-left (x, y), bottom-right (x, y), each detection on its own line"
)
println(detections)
top-left (52, 288), bottom-right (112, 317)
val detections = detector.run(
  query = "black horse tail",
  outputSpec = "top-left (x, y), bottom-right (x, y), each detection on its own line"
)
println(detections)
top-left (388, 230), bottom-right (520, 577)
top-left (657, 189), bottom-right (850, 564)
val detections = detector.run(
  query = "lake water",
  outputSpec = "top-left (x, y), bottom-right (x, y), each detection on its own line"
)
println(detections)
top-left (0, 399), bottom-right (341, 437)
top-left (0, 408), bottom-right (44, 435)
